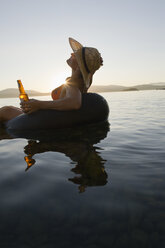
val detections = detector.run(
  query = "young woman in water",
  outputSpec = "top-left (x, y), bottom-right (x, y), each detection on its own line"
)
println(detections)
top-left (0, 38), bottom-right (103, 124)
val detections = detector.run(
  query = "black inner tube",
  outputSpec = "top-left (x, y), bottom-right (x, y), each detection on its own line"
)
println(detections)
top-left (6, 93), bottom-right (109, 131)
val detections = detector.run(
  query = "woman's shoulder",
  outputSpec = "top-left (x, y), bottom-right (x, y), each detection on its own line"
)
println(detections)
top-left (65, 77), bottom-right (71, 81)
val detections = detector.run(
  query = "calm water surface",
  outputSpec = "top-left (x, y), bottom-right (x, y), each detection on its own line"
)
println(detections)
top-left (0, 90), bottom-right (165, 248)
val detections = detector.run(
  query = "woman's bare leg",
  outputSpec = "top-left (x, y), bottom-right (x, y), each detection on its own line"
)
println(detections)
top-left (0, 106), bottom-right (23, 123)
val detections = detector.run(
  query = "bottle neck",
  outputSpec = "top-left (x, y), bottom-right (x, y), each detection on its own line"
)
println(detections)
top-left (17, 80), bottom-right (26, 94)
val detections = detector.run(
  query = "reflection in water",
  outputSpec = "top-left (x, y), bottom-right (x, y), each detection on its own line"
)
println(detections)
top-left (1, 122), bottom-right (109, 192)
top-left (22, 122), bottom-right (110, 193)
top-left (69, 149), bottom-right (107, 193)
top-left (24, 141), bottom-right (36, 171)
top-left (24, 140), bottom-right (108, 193)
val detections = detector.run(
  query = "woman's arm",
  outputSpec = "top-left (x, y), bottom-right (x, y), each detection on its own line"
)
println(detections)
top-left (21, 85), bottom-right (82, 114)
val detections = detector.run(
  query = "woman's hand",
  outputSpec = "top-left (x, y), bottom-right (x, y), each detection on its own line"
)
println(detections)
top-left (20, 99), bottom-right (41, 114)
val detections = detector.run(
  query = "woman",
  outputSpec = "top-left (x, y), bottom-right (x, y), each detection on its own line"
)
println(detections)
top-left (0, 38), bottom-right (103, 124)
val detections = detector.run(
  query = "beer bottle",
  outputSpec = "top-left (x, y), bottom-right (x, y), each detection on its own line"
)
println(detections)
top-left (17, 79), bottom-right (29, 102)
top-left (24, 155), bottom-right (35, 171)
top-left (24, 140), bottom-right (36, 171)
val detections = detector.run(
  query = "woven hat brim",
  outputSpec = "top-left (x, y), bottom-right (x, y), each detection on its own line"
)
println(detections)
top-left (69, 37), bottom-right (91, 88)
top-left (69, 37), bottom-right (83, 52)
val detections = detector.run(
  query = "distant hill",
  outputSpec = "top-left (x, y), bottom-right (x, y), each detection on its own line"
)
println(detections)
top-left (134, 83), bottom-right (165, 91)
top-left (0, 83), bottom-right (165, 98)
top-left (0, 88), bottom-right (50, 98)
top-left (89, 82), bottom-right (165, 93)
top-left (89, 85), bottom-right (127, 92)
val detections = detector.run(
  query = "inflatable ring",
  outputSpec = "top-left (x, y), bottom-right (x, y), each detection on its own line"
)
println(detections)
top-left (6, 121), bottom-right (110, 141)
top-left (6, 93), bottom-right (109, 131)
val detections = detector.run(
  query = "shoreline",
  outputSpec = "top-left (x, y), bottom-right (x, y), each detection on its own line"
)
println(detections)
top-left (0, 88), bottom-right (164, 99)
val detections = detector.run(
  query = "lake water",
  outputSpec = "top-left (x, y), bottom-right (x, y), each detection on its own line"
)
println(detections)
top-left (0, 90), bottom-right (165, 248)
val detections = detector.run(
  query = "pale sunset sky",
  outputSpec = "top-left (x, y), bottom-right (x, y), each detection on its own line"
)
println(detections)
top-left (0, 0), bottom-right (164, 92)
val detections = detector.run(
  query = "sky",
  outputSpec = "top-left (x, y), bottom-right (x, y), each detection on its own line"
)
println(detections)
top-left (0, 0), bottom-right (164, 92)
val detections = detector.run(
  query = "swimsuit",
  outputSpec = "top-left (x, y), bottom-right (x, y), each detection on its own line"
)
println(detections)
top-left (51, 84), bottom-right (64, 100)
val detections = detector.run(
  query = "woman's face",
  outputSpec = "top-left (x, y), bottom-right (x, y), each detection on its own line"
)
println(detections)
top-left (67, 53), bottom-right (79, 70)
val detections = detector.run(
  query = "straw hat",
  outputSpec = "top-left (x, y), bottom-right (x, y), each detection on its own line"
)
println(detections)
top-left (69, 37), bottom-right (103, 89)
